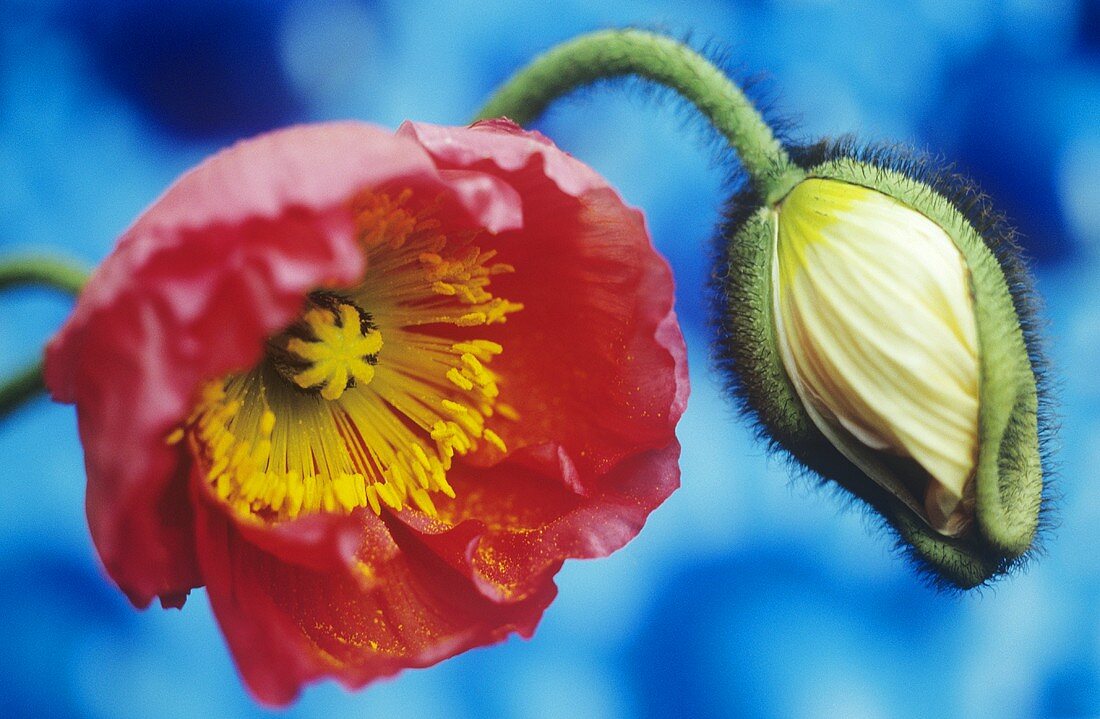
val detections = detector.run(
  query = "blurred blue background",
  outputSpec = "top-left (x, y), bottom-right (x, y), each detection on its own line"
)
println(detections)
top-left (1, 0), bottom-right (1098, 717)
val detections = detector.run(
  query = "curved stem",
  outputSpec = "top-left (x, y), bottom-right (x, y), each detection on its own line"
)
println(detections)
top-left (475, 29), bottom-right (802, 198)
top-left (0, 255), bottom-right (89, 295)
top-left (0, 255), bottom-right (89, 420)
top-left (0, 360), bottom-right (45, 420)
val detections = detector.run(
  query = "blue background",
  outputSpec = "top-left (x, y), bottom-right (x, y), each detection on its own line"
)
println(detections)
top-left (2, 1), bottom-right (1098, 717)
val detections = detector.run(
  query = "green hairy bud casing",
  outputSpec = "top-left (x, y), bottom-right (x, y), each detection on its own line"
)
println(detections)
top-left (713, 141), bottom-right (1049, 589)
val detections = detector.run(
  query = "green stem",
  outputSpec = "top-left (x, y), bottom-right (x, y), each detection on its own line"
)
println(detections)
top-left (0, 360), bottom-right (45, 420)
top-left (0, 255), bottom-right (90, 420)
top-left (475, 29), bottom-right (802, 199)
top-left (0, 255), bottom-right (89, 295)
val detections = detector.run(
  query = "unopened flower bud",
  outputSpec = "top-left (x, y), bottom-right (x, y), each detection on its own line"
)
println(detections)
top-left (774, 178), bottom-right (980, 537)
top-left (713, 145), bottom-right (1048, 589)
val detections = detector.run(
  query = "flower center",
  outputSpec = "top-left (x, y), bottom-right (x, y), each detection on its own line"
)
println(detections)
top-left (267, 292), bottom-right (383, 401)
top-left (174, 191), bottom-right (522, 521)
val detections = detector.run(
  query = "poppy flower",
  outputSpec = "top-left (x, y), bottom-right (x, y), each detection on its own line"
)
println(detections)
top-left (44, 119), bottom-right (687, 704)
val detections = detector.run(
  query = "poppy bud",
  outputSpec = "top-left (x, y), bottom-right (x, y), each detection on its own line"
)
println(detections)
top-left (713, 143), bottom-right (1048, 589)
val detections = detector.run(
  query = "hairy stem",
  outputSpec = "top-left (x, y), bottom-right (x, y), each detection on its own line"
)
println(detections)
top-left (475, 29), bottom-right (801, 198)
top-left (0, 255), bottom-right (89, 419)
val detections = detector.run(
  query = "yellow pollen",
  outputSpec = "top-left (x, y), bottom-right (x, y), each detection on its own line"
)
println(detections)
top-left (175, 190), bottom-right (521, 522)
top-left (456, 312), bottom-right (488, 327)
top-left (447, 367), bottom-right (476, 391)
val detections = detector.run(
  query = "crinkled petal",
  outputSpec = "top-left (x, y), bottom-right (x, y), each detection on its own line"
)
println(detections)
top-left (399, 119), bottom-right (608, 199)
top-left (397, 441), bottom-right (681, 603)
top-left (405, 120), bottom-right (686, 487)
top-left (194, 485), bottom-right (555, 706)
top-left (394, 121), bottom-right (687, 600)
top-left (486, 185), bottom-right (686, 487)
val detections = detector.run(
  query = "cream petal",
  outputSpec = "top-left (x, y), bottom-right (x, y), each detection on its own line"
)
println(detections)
top-left (772, 178), bottom-right (980, 534)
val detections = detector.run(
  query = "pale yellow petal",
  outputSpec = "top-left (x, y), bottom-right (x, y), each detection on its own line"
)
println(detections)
top-left (773, 178), bottom-right (979, 534)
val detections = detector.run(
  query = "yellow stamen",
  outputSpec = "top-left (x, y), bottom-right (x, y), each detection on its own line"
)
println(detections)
top-left (483, 429), bottom-right (507, 454)
top-left (177, 191), bottom-right (521, 522)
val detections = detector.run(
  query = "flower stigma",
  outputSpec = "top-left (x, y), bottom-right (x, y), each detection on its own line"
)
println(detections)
top-left (267, 292), bottom-right (383, 401)
top-left (174, 191), bottom-right (523, 521)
